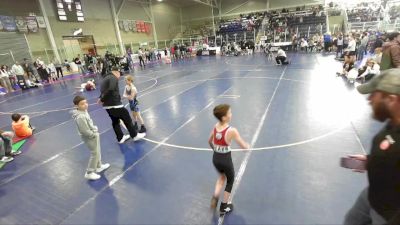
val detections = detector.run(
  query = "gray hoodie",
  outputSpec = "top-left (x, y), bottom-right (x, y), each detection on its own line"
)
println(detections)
top-left (71, 109), bottom-right (98, 140)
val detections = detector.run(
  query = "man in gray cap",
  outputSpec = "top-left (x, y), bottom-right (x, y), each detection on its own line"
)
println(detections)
top-left (343, 69), bottom-right (400, 225)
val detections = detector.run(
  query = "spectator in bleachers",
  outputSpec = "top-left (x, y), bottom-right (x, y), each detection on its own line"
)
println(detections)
top-left (5, 65), bottom-right (16, 91)
top-left (308, 38), bottom-right (315, 52)
top-left (358, 33), bottom-right (369, 61)
top-left (380, 32), bottom-right (400, 71)
top-left (332, 35), bottom-right (338, 53)
top-left (23, 58), bottom-right (40, 82)
top-left (292, 34), bottom-right (298, 51)
top-left (0, 65), bottom-right (13, 93)
top-left (337, 34), bottom-right (344, 57)
top-left (357, 58), bottom-right (380, 83)
top-left (373, 47), bottom-right (382, 65)
top-left (64, 59), bottom-right (71, 72)
top-left (54, 59), bottom-right (63, 78)
top-left (338, 59), bottom-right (354, 77)
top-left (35, 58), bottom-right (50, 83)
top-left (345, 35), bottom-right (357, 62)
top-left (11, 61), bottom-right (25, 89)
top-left (347, 2), bottom-right (382, 23)
top-left (300, 38), bottom-right (308, 51)
top-left (371, 35), bottom-right (384, 54)
top-left (74, 54), bottom-right (85, 75)
top-left (324, 33), bottom-right (332, 52)
top-left (138, 48), bottom-right (146, 67)
top-left (343, 34), bottom-right (349, 49)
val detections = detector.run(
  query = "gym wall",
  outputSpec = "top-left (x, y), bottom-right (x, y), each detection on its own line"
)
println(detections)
top-left (0, 0), bottom-right (182, 62)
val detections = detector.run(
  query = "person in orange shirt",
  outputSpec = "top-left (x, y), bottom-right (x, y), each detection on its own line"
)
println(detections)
top-left (11, 114), bottom-right (34, 138)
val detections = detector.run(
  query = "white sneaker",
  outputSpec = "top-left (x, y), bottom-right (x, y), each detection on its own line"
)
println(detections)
top-left (84, 172), bottom-right (101, 180)
top-left (1, 156), bottom-right (14, 163)
top-left (11, 150), bottom-right (22, 156)
top-left (96, 163), bottom-right (110, 173)
top-left (118, 135), bottom-right (131, 144)
top-left (133, 132), bottom-right (146, 142)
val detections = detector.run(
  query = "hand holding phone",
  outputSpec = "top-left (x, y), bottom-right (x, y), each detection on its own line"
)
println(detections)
top-left (340, 156), bottom-right (367, 172)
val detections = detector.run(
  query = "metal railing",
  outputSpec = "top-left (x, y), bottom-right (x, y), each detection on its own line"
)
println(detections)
top-left (8, 38), bottom-right (183, 65)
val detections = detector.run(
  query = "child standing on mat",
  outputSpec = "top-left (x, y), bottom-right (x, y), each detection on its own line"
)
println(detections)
top-left (72, 95), bottom-right (110, 180)
top-left (123, 75), bottom-right (147, 133)
top-left (208, 104), bottom-right (249, 214)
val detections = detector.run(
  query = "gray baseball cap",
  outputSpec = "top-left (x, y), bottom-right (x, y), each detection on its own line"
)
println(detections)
top-left (357, 69), bottom-right (400, 95)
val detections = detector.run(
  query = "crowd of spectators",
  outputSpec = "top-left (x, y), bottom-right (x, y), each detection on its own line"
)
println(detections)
top-left (217, 13), bottom-right (264, 35)
top-left (264, 5), bottom-right (326, 43)
top-left (346, 2), bottom-right (384, 22)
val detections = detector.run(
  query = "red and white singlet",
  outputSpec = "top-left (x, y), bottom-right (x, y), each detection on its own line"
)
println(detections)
top-left (213, 126), bottom-right (231, 153)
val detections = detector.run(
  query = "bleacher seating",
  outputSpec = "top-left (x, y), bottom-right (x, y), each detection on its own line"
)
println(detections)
top-left (264, 6), bottom-right (327, 42)
top-left (346, 2), bottom-right (383, 22)
top-left (217, 13), bottom-right (264, 36)
top-left (389, 5), bottom-right (400, 22)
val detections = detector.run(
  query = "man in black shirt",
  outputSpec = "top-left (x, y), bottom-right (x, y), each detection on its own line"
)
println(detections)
top-left (98, 66), bottom-right (146, 144)
top-left (344, 69), bottom-right (400, 225)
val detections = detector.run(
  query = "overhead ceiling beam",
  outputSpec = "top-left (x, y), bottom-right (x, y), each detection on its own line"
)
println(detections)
top-left (126, 0), bottom-right (150, 4)
top-left (191, 0), bottom-right (218, 8)
top-left (141, 3), bottom-right (151, 20)
top-left (117, 0), bottom-right (126, 16)
top-left (223, 0), bottom-right (250, 15)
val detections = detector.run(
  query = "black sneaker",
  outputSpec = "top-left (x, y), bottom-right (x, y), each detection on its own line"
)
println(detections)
top-left (219, 203), bottom-right (233, 214)
top-left (210, 196), bottom-right (219, 209)
top-left (139, 125), bottom-right (147, 133)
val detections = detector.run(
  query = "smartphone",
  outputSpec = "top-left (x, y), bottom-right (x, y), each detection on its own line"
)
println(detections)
top-left (340, 157), bottom-right (366, 170)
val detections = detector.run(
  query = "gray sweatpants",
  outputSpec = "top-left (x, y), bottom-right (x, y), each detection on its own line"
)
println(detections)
top-left (0, 135), bottom-right (12, 158)
top-left (0, 77), bottom-right (13, 92)
top-left (83, 134), bottom-right (102, 172)
top-left (344, 188), bottom-right (387, 225)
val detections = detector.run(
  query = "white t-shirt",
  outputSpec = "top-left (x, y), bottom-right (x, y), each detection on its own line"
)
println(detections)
top-left (347, 40), bottom-right (356, 51)
top-left (277, 49), bottom-right (287, 58)
top-left (301, 40), bottom-right (308, 47)
top-left (12, 64), bottom-right (25, 75)
top-left (360, 64), bottom-right (380, 77)
top-left (0, 69), bottom-right (8, 78)
top-left (337, 38), bottom-right (343, 46)
top-left (138, 50), bottom-right (144, 57)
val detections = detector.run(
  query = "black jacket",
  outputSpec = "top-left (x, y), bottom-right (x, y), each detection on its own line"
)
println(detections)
top-left (99, 73), bottom-right (122, 107)
top-left (367, 123), bottom-right (400, 225)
